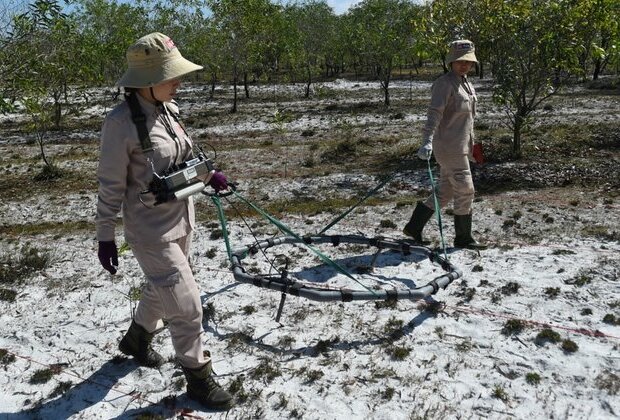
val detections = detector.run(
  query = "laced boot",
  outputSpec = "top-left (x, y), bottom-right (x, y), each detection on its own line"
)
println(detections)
top-left (183, 362), bottom-right (234, 410)
top-left (403, 201), bottom-right (434, 244)
top-left (119, 320), bottom-right (164, 368)
top-left (454, 213), bottom-right (487, 250)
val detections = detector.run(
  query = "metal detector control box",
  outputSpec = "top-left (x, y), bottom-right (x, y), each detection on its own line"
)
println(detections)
top-left (162, 156), bottom-right (214, 190)
top-left (149, 153), bottom-right (215, 205)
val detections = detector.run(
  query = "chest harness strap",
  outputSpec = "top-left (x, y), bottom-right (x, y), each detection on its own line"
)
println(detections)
top-left (125, 92), bottom-right (191, 155)
top-left (125, 92), bottom-right (153, 152)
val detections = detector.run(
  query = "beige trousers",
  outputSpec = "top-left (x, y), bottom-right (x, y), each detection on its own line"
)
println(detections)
top-left (131, 233), bottom-right (208, 369)
top-left (423, 154), bottom-right (474, 215)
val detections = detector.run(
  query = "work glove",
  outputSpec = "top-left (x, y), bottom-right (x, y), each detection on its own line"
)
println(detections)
top-left (98, 241), bottom-right (118, 274)
top-left (472, 143), bottom-right (484, 165)
top-left (417, 137), bottom-right (433, 160)
top-left (208, 171), bottom-right (228, 192)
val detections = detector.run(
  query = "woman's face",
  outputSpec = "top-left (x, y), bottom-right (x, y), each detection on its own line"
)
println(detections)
top-left (152, 78), bottom-right (181, 102)
top-left (140, 78), bottom-right (181, 103)
top-left (452, 60), bottom-right (475, 76)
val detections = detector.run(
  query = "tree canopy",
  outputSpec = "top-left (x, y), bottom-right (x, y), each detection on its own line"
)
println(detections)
top-left (1, 0), bottom-right (618, 157)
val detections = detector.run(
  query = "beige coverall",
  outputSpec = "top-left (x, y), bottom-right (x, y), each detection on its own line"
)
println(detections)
top-left (422, 71), bottom-right (477, 215)
top-left (96, 94), bottom-right (207, 369)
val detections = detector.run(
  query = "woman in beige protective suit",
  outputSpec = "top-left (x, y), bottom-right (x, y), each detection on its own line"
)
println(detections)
top-left (403, 40), bottom-right (486, 250)
top-left (95, 32), bottom-right (233, 410)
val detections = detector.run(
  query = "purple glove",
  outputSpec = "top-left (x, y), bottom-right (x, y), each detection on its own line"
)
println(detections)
top-left (208, 171), bottom-right (228, 192)
top-left (98, 241), bottom-right (118, 274)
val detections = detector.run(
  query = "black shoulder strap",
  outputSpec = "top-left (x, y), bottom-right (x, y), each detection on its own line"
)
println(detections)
top-left (163, 102), bottom-right (189, 137)
top-left (125, 92), bottom-right (153, 152)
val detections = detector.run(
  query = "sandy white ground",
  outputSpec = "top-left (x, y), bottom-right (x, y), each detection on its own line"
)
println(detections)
top-left (1, 196), bottom-right (619, 419)
top-left (0, 78), bottom-right (619, 419)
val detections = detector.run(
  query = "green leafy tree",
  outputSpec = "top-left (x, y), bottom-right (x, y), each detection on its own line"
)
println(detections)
top-left (286, 1), bottom-right (337, 98)
top-left (6, 0), bottom-right (101, 128)
top-left (569, 0), bottom-right (620, 80)
top-left (423, 0), bottom-right (467, 72)
top-left (207, 0), bottom-right (285, 113)
top-left (71, 0), bottom-right (149, 85)
top-left (186, 14), bottom-right (222, 98)
top-left (347, 0), bottom-right (416, 106)
top-left (488, 0), bottom-right (583, 159)
top-left (2, 0), bottom-right (103, 178)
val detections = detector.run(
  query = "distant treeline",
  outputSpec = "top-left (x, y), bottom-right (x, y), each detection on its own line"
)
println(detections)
top-left (1, 0), bottom-right (618, 157)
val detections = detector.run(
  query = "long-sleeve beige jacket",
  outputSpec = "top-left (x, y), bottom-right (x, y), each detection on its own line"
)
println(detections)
top-left (96, 94), bottom-right (195, 245)
top-left (422, 71), bottom-right (477, 158)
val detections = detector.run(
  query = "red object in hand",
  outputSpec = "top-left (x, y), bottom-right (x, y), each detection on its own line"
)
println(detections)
top-left (473, 143), bottom-right (484, 164)
top-left (208, 171), bottom-right (228, 192)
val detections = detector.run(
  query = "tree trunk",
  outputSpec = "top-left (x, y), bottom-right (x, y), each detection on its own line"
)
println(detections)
top-left (37, 132), bottom-right (51, 168)
top-left (305, 66), bottom-right (311, 98)
top-left (593, 58), bottom-right (602, 81)
top-left (231, 72), bottom-right (238, 114)
top-left (243, 72), bottom-right (250, 99)
top-left (382, 74), bottom-right (391, 107)
top-left (209, 72), bottom-right (216, 99)
top-left (53, 91), bottom-right (62, 129)
top-left (513, 115), bottom-right (524, 159)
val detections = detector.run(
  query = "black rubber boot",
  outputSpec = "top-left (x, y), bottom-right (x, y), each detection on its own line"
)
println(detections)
top-left (403, 201), bottom-right (434, 244)
top-left (454, 213), bottom-right (487, 250)
top-left (183, 362), bottom-right (234, 410)
top-left (119, 320), bottom-right (164, 368)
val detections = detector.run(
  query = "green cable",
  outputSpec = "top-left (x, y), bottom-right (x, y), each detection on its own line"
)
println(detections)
top-left (319, 173), bottom-right (396, 235)
top-left (232, 190), bottom-right (379, 297)
top-left (427, 159), bottom-right (448, 260)
top-left (211, 195), bottom-right (233, 263)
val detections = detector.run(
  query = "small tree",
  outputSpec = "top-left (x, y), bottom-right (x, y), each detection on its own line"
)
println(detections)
top-left (487, 0), bottom-right (582, 158)
top-left (286, 1), bottom-right (337, 98)
top-left (347, 0), bottom-right (417, 106)
top-left (207, 0), bottom-right (285, 113)
top-left (3, 0), bottom-right (100, 178)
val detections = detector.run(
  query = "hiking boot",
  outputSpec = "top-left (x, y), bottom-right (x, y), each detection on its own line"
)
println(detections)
top-left (403, 201), bottom-right (434, 244)
top-left (183, 362), bottom-right (234, 410)
top-left (119, 320), bottom-right (164, 368)
top-left (454, 213), bottom-right (487, 250)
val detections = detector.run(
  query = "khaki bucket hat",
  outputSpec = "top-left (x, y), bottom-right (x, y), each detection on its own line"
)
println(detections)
top-left (117, 32), bottom-right (203, 88)
top-left (446, 39), bottom-right (478, 65)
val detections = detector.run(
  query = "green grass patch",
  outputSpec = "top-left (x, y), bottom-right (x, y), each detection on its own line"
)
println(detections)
top-left (0, 167), bottom-right (97, 202)
top-left (0, 220), bottom-right (94, 238)
top-left (0, 245), bottom-right (50, 285)
top-left (250, 359), bottom-right (281, 383)
top-left (0, 288), bottom-right (18, 302)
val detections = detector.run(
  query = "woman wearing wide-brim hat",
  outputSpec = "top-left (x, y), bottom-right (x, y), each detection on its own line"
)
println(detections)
top-left (95, 32), bottom-right (233, 410)
top-left (403, 39), bottom-right (487, 250)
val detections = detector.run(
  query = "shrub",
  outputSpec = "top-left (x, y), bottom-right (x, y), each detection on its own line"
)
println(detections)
top-left (561, 339), bottom-right (578, 353)
top-left (500, 282), bottom-right (520, 295)
top-left (379, 219), bottom-right (397, 229)
top-left (595, 372), bottom-right (619, 395)
top-left (388, 345), bottom-right (411, 360)
top-left (30, 368), bottom-right (55, 384)
top-left (535, 328), bottom-right (561, 345)
top-left (525, 372), bottom-right (541, 385)
top-left (0, 348), bottom-right (16, 365)
top-left (502, 319), bottom-right (525, 335)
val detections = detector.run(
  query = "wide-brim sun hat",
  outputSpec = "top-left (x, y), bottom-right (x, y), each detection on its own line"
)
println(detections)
top-left (117, 32), bottom-right (203, 88)
top-left (446, 39), bottom-right (478, 65)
